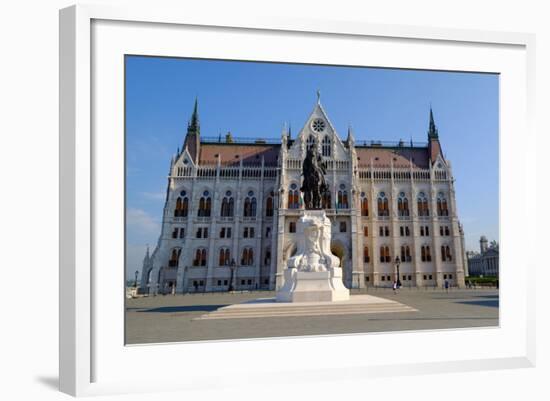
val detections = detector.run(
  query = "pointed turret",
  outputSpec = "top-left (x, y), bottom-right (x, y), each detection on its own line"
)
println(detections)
top-left (188, 97), bottom-right (200, 133)
top-left (183, 98), bottom-right (201, 164)
top-left (428, 107), bottom-right (439, 139)
top-left (143, 244), bottom-right (150, 265)
top-left (427, 106), bottom-right (443, 164)
top-left (346, 124), bottom-right (355, 147)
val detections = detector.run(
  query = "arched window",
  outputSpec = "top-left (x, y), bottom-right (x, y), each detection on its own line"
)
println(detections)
top-left (243, 191), bottom-right (257, 217)
top-left (306, 134), bottom-right (316, 151)
top-left (322, 187), bottom-right (331, 209)
top-left (265, 192), bottom-right (274, 217)
top-left (175, 197), bottom-right (182, 216)
top-left (322, 135), bottom-right (331, 157)
top-left (437, 192), bottom-right (449, 216)
top-left (288, 183), bottom-right (300, 209)
top-left (181, 197), bottom-right (188, 216)
top-left (363, 246), bottom-right (370, 263)
top-left (377, 192), bottom-right (389, 216)
top-left (219, 248), bottom-right (231, 266)
top-left (380, 246), bottom-right (390, 263)
top-left (361, 193), bottom-right (369, 216)
top-left (193, 248), bottom-right (207, 266)
top-left (421, 245), bottom-right (432, 262)
top-left (397, 192), bottom-right (409, 217)
top-left (337, 184), bottom-right (348, 209)
top-left (417, 192), bottom-right (429, 217)
top-left (441, 245), bottom-right (452, 261)
top-left (174, 191), bottom-right (189, 217)
top-left (169, 248), bottom-right (181, 267)
top-left (198, 191), bottom-right (211, 217)
top-left (241, 247), bottom-right (254, 266)
top-left (221, 191), bottom-right (234, 217)
top-left (400, 245), bottom-right (411, 262)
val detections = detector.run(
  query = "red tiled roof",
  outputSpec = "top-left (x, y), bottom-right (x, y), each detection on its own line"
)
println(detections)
top-left (355, 147), bottom-right (430, 169)
top-left (198, 141), bottom-right (431, 169)
top-left (199, 143), bottom-right (280, 166)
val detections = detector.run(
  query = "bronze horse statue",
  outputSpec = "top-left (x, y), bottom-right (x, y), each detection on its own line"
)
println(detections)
top-left (301, 146), bottom-right (328, 210)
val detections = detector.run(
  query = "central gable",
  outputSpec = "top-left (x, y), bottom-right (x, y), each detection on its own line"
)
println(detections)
top-left (288, 100), bottom-right (349, 161)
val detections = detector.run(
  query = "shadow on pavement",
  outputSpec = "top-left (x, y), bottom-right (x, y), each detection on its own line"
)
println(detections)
top-left (136, 305), bottom-right (229, 313)
top-left (454, 300), bottom-right (499, 308)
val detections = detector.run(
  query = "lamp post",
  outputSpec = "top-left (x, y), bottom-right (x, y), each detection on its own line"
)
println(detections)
top-left (395, 256), bottom-right (401, 288)
top-left (228, 259), bottom-right (236, 292)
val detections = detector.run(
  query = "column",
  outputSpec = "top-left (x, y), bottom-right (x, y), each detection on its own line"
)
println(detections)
top-left (204, 166), bottom-right (220, 291)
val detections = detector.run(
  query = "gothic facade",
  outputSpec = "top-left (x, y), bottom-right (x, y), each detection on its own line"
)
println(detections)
top-left (139, 97), bottom-right (467, 294)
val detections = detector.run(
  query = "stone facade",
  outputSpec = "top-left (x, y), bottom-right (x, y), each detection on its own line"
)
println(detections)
top-left (467, 236), bottom-right (499, 277)
top-left (139, 98), bottom-right (467, 294)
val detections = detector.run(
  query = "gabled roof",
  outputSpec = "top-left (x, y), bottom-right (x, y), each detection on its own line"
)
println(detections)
top-left (355, 146), bottom-right (430, 169)
top-left (199, 142), bottom-right (280, 166)
top-left (289, 98), bottom-right (347, 156)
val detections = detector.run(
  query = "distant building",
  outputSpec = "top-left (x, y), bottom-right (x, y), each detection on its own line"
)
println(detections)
top-left (467, 236), bottom-right (499, 277)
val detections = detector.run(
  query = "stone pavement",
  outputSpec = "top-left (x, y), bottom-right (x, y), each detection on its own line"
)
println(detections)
top-left (194, 294), bottom-right (417, 320)
top-left (125, 287), bottom-right (498, 344)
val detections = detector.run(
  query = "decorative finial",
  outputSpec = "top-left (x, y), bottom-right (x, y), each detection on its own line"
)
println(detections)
top-left (427, 105), bottom-right (438, 139)
top-left (188, 97), bottom-right (200, 132)
top-left (347, 124), bottom-right (355, 145)
top-left (316, 89), bottom-right (321, 103)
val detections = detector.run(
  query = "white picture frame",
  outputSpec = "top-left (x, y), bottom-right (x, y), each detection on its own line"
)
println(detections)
top-left (59, 4), bottom-right (536, 397)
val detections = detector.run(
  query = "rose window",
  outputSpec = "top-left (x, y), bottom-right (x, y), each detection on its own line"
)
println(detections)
top-left (311, 118), bottom-right (326, 132)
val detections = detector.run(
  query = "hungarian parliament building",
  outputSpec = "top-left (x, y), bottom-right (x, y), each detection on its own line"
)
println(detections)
top-left (139, 97), bottom-right (467, 294)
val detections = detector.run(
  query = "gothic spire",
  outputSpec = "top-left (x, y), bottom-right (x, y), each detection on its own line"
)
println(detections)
top-left (187, 97), bottom-right (200, 134)
top-left (143, 244), bottom-right (150, 264)
top-left (183, 97), bottom-right (201, 164)
top-left (346, 124), bottom-right (355, 147)
top-left (427, 106), bottom-right (438, 139)
top-left (427, 106), bottom-right (443, 163)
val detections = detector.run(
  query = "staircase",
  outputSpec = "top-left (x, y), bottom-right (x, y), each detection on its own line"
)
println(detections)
top-left (194, 295), bottom-right (417, 320)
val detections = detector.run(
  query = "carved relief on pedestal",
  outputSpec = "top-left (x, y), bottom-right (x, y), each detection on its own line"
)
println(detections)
top-left (287, 213), bottom-right (339, 273)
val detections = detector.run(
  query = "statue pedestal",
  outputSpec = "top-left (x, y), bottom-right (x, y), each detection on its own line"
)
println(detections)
top-left (276, 268), bottom-right (350, 302)
top-left (276, 210), bottom-right (350, 303)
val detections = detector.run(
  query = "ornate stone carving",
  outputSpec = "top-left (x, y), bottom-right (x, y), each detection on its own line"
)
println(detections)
top-left (276, 210), bottom-right (350, 302)
top-left (287, 212), bottom-right (339, 273)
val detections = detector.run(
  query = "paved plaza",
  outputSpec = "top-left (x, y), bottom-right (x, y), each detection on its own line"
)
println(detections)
top-left (125, 287), bottom-right (499, 344)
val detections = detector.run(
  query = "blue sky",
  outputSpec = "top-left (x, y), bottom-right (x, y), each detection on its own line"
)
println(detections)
top-left (125, 56), bottom-right (499, 278)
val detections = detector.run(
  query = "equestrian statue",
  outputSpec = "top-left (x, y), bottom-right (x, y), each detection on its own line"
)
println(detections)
top-left (300, 145), bottom-right (328, 210)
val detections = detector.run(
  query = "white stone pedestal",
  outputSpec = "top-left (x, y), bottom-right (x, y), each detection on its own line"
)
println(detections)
top-left (276, 210), bottom-right (350, 302)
